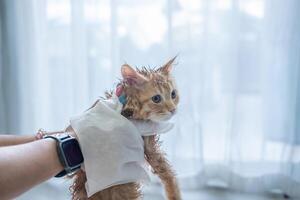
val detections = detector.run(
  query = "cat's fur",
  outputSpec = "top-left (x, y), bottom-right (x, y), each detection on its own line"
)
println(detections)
top-left (70, 57), bottom-right (181, 200)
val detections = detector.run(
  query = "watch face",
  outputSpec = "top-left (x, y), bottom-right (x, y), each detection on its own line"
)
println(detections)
top-left (62, 139), bottom-right (84, 167)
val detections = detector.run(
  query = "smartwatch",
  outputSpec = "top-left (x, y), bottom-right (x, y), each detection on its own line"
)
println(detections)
top-left (44, 133), bottom-right (84, 177)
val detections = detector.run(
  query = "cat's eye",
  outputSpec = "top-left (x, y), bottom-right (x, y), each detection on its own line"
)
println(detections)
top-left (171, 90), bottom-right (176, 99)
top-left (152, 95), bottom-right (162, 103)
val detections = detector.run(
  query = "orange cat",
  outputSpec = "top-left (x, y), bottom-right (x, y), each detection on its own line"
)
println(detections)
top-left (70, 57), bottom-right (181, 200)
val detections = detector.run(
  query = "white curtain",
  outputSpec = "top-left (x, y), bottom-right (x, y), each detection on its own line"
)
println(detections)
top-left (1, 0), bottom-right (300, 198)
top-left (0, 9), bottom-right (4, 132)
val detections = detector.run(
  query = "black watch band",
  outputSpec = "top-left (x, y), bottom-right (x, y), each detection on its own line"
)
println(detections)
top-left (44, 134), bottom-right (84, 178)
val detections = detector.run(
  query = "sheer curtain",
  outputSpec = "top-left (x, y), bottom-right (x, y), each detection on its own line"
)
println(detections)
top-left (1, 0), bottom-right (300, 198)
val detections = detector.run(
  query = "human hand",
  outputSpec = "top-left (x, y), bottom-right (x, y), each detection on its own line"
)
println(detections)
top-left (69, 97), bottom-right (148, 197)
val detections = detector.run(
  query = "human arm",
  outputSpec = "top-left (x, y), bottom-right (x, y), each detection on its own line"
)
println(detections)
top-left (0, 129), bottom-right (67, 147)
top-left (0, 137), bottom-right (64, 199)
top-left (0, 134), bottom-right (36, 146)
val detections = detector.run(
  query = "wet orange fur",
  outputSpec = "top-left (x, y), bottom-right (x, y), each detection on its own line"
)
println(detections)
top-left (70, 57), bottom-right (181, 200)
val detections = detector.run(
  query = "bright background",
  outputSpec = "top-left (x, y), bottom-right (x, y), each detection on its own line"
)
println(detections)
top-left (1, 0), bottom-right (300, 199)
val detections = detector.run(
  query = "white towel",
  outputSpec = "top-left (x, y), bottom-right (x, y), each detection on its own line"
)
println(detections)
top-left (70, 95), bottom-right (173, 197)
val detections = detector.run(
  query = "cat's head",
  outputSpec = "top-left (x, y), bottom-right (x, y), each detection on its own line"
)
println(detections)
top-left (120, 57), bottom-right (179, 122)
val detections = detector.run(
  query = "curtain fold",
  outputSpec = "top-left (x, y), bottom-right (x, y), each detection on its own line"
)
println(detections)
top-left (0, 5), bottom-right (5, 132)
top-left (0, 0), bottom-right (22, 133)
top-left (1, 0), bottom-right (300, 197)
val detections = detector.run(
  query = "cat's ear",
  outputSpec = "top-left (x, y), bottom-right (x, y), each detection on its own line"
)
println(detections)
top-left (121, 64), bottom-right (148, 85)
top-left (159, 56), bottom-right (177, 75)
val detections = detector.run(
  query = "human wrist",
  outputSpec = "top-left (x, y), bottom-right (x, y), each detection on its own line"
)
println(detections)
top-left (43, 132), bottom-right (83, 177)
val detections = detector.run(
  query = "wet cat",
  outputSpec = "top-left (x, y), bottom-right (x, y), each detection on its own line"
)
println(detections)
top-left (71, 57), bottom-right (181, 200)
